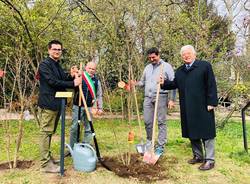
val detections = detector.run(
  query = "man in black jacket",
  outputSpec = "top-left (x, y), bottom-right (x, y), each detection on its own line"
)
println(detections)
top-left (38, 40), bottom-right (81, 173)
top-left (160, 45), bottom-right (218, 171)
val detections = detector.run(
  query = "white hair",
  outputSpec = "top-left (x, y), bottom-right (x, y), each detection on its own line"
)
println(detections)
top-left (180, 45), bottom-right (196, 55)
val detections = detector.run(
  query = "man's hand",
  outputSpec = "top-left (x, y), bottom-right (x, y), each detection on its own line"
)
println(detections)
top-left (129, 80), bottom-right (137, 87)
top-left (168, 100), bottom-right (175, 109)
top-left (73, 74), bottom-right (82, 86)
top-left (70, 65), bottom-right (79, 77)
top-left (207, 105), bottom-right (215, 111)
top-left (159, 74), bottom-right (164, 84)
top-left (125, 80), bottom-right (137, 92)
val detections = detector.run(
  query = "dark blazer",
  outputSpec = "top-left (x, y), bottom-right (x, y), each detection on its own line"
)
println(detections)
top-left (38, 57), bottom-right (74, 111)
top-left (161, 60), bottom-right (218, 139)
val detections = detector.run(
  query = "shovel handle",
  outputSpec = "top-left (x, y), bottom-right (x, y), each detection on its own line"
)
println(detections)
top-left (130, 66), bottom-right (143, 140)
top-left (79, 82), bottom-right (92, 122)
top-left (78, 63), bottom-right (83, 106)
top-left (77, 62), bottom-right (91, 122)
top-left (151, 64), bottom-right (163, 152)
top-left (77, 63), bottom-right (83, 142)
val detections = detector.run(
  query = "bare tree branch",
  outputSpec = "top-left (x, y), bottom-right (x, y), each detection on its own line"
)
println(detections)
top-left (75, 0), bottom-right (103, 24)
top-left (36, 0), bottom-right (67, 38)
top-left (0, 0), bottom-right (34, 48)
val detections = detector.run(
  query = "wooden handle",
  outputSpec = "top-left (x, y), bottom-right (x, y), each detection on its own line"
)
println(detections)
top-left (130, 66), bottom-right (143, 140)
top-left (78, 63), bottom-right (83, 106)
top-left (151, 64), bottom-right (163, 152)
top-left (78, 62), bottom-right (92, 121)
top-left (79, 85), bottom-right (92, 121)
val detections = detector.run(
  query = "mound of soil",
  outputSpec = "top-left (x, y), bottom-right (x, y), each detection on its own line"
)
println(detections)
top-left (0, 160), bottom-right (34, 170)
top-left (101, 153), bottom-right (178, 182)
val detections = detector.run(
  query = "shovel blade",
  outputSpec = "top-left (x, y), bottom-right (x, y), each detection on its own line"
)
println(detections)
top-left (143, 151), bottom-right (160, 165)
top-left (136, 140), bottom-right (152, 154)
top-left (149, 153), bottom-right (160, 164)
top-left (143, 151), bottom-right (151, 163)
top-left (136, 143), bottom-right (146, 154)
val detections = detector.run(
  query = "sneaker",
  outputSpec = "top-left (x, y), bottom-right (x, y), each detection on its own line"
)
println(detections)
top-left (155, 146), bottom-right (164, 156)
top-left (40, 160), bottom-right (60, 173)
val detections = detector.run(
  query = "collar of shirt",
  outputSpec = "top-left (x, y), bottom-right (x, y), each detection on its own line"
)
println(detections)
top-left (185, 60), bottom-right (195, 68)
top-left (152, 59), bottom-right (163, 67)
top-left (152, 59), bottom-right (163, 64)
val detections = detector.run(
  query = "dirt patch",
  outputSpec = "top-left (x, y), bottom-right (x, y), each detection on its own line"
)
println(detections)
top-left (101, 153), bottom-right (178, 182)
top-left (0, 160), bottom-right (34, 170)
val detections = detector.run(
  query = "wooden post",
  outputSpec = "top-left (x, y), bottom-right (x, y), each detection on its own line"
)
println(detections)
top-left (242, 101), bottom-right (250, 152)
top-left (55, 92), bottom-right (73, 176)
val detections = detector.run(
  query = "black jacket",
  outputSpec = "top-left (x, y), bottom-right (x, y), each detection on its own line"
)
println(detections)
top-left (161, 60), bottom-right (218, 139)
top-left (38, 57), bottom-right (74, 111)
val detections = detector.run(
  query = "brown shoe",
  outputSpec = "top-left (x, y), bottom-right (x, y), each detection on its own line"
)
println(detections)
top-left (198, 161), bottom-right (215, 171)
top-left (51, 156), bottom-right (60, 165)
top-left (40, 160), bottom-right (60, 173)
top-left (187, 157), bottom-right (203, 164)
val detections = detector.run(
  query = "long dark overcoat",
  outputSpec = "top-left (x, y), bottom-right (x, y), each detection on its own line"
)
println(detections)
top-left (161, 60), bottom-right (218, 139)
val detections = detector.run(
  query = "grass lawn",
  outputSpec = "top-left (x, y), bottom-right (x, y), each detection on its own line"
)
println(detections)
top-left (0, 117), bottom-right (250, 184)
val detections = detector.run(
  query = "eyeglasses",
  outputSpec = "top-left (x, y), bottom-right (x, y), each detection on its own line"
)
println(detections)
top-left (51, 48), bottom-right (62, 52)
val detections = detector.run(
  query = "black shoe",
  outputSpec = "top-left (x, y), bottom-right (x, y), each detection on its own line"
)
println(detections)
top-left (187, 157), bottom-right (203, 164)
top-left (198, 161), bottom-right (215, 171)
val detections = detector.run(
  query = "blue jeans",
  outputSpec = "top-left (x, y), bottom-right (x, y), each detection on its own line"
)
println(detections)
top-left (70, 105), bottom-right (92, 149)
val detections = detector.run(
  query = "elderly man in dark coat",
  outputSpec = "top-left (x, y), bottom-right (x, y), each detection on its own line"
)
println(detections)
top-left (160, 45), bottom-right (218, 171)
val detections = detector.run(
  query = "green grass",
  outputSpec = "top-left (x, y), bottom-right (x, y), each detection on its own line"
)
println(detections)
top-left (0, 118), bottom-right (250, 184)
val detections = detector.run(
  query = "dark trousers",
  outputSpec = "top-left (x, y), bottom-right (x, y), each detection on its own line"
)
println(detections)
top-left (190, 138), bottom-right (215, 163)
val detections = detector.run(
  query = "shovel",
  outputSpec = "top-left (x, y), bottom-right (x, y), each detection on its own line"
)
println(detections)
top-left (130, 66), bottom-right (146, 154)
top-left (77, 63), bottom-right (83, 143)
top-left (78, 80), bottom-right (111, 171)
top-left (143, 64), bottom-right (163, 164)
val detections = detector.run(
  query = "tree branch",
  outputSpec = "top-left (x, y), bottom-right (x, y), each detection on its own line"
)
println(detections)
top-left (0, 0), bottom-right (34, 48)
top-left (36, 0), bottom-right (67, 38)
top-left (76, 0), bottom-right (103, 24)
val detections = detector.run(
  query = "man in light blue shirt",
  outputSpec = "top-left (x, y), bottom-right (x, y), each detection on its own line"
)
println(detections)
top-left (135, 47), bottom-right (175, 156)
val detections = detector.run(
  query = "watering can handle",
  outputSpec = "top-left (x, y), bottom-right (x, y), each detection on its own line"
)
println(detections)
top-left (65, 143), bottom-right (72, 152)
top-left (77, 143), bottom-right (97, 159)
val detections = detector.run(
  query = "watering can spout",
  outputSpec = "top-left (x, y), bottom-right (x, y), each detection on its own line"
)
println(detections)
top-left (65, 143), bottom-right (73, 157)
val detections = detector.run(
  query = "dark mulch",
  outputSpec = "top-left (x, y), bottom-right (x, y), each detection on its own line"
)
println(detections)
top-left (100, 153), bottom-right (178, 182)
top-left (0, 160), bottom-right (34, 170)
